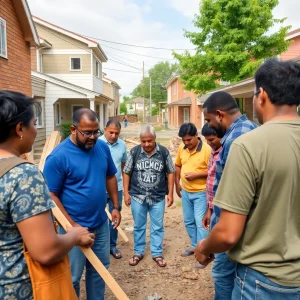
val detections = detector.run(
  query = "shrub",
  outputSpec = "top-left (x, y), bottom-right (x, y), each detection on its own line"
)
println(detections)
top-left (60, 122), bottom-right (72, 140)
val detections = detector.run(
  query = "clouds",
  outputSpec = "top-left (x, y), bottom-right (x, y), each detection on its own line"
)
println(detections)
top-left (27, 0), bottom-right (299, 101)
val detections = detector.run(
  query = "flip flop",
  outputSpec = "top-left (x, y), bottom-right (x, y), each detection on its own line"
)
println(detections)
top-left (181, 249), bottom-right (194, 257)
top-left (129, 254), bottom-right (144, 266)
top-left (153, 256), bottom-right (167, 267)
top-left (110, 249), bottom-right (122, 259)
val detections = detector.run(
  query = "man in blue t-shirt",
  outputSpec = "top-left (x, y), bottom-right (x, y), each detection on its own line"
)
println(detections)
top-left (100, 119), bottom-right (127, 260)
top-left (44, 108), bottom-right (120, 300)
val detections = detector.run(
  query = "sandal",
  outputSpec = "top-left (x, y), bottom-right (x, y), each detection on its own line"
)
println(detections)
top-left (181, 249), bottom-right (194, 257)
top-left (110, 249), bottom-right (122, 259)
top-left (152, 256), bottom-right (167, 267)
top-left (129, 254), bottom-right (144, 266)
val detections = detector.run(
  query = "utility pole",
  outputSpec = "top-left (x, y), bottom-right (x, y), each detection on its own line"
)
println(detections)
top-left (149, 77), bottom-right (152, 119)
top-left (142, 61), bottom-right (145, 123)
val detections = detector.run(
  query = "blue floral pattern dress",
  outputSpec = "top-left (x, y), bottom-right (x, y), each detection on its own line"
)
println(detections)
top-left (0, 160), bottom-right (54, 299)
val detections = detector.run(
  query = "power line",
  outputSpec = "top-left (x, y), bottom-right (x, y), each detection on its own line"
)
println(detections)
top-left (101, 44), bottom-right (176, 60)
top-left (103, 68), bottom-right (141, 73)
top-left (109, 58), bottom-right (142, 71)
top-left (82, 35), bottom-right (195, 51)
top-left (106, 51), bottom-right (153, 67)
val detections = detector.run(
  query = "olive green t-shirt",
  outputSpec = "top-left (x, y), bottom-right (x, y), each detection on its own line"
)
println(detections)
top-left (214, 120), bottom-right (300, 287)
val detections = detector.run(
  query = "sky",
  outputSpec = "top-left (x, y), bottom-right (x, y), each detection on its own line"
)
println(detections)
top-left (27, 0), bottom-right (300, 101)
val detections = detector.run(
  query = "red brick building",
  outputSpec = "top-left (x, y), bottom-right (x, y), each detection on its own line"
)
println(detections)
top-left (0, 0), bottom-right (39, 96)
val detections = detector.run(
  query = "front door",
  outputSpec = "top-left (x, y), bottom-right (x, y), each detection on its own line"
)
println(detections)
top-left (183, 107), bottom-right (190, 123)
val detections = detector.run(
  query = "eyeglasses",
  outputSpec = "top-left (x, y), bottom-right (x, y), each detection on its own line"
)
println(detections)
top-left (252, 91), bottom-right (260, 98)
top-left (73, 125), bottom-right (101, 138)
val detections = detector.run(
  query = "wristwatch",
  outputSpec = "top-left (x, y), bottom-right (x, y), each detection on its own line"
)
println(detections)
top-left (112, 206), bottom-right (122, 211)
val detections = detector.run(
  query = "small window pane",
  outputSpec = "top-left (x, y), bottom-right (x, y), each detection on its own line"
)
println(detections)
top-left (96, 61), bottom-right (99, 77)
top-left (71, 58), bottom-right (81, 70)
top-left (0, 18), bottom-right (7, 58)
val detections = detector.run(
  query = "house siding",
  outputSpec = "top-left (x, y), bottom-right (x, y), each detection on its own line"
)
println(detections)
top-left (93, 75), bottom-right (102, 93)
top-left (0, 0), bottom-right (32, 96)
top-left (46, 74), bottom-right (94, 90)
top-left (42, 54), bottom-right (91, 74)
top-left (35, 24), bottom-right (89, 50)
top-left (281, 36), bottom-right (300, 61)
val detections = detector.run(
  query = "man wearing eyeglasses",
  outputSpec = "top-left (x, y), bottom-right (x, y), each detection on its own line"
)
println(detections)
top-left (44, 108), bottom-right (120, 300)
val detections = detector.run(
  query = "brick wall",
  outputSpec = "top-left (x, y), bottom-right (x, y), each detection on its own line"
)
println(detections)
top-left (0, 0), bottom-right (32, 96)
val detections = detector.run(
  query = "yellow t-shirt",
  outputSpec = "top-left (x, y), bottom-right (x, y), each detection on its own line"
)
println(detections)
top-left (175, 140), bottom-right (211, 192)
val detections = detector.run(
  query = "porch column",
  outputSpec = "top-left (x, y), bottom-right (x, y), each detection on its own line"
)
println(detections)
top-left (104, 103), bottom-right (109, 125)
top-left (89, 99), bottom-right (95, 111)
top-left (100, 102), bottom-right (104, 130)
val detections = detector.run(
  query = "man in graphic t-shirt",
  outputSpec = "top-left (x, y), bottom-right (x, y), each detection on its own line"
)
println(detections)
top-left (123, 124), bottom-right (174, 268)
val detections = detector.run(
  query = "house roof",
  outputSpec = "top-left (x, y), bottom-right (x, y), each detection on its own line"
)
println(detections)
top-left (129, 97), bottom-right (148, 104)
top-left (38, 36), bottom-right (52, 48)
top-left (286, 28), bottom-right (300, 40)
top-left (32, 16), bottom-right (107, 62)
top-left (102, 76), bottom-right (121, 89)
top-left (12, 0), bottom-right (39, 46)
top-left (167, 97), bottom-right (192, 106)
top-left (32, 70), bottom-right (114, 102)
top-left (165, 75), bottom-right (179, 88)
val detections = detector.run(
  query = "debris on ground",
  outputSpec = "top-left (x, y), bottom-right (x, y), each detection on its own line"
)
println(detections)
top-left (146, 293), bottom-right (163, 300)
top-left (168, 136), bottom-right (181, 155)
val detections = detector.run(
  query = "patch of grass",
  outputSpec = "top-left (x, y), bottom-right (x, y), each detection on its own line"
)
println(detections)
top-left (154, 125), bottom-right (165, 132)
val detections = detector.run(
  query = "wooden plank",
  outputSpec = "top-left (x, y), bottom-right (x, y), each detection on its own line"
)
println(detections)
top-left (123, 138), bottom-right (139, 145)
top-left (52, 205), bottom-right (130, 300)
top-left (38, 131), bottom-right (60, 171)
top-left (105, 208), bottom-right (129, 243)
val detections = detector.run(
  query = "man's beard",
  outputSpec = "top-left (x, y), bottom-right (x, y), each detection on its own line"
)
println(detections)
top-left (213, 124), bottom-right (226, 139)
top-left (76, 136), bottom-right (96, 150)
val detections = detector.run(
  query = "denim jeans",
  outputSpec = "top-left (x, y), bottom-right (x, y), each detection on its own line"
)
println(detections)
top-left (181, 190), bottom-right (208, 248)
top-left (211, 252), bottom-right (236, 300)
top-left (131, 198), bottom-right (165, 257)
top-left (233, 263), bottom-right (300, 300)
top-left (107, 190), bottom-right (123, 251)
top-left (59, 220), bottom-right (110, 300)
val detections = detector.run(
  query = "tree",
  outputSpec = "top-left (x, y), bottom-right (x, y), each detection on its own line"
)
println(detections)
top-left (131, 62), bottom-right (179, 104)
top-left (120, 102), bottom-right (127, 114)
top-left (174, 0), bottom-right (291, 94)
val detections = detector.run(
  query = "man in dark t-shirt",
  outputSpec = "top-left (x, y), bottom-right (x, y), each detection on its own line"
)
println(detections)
top-left (123, 124), bottom-right (174, 267)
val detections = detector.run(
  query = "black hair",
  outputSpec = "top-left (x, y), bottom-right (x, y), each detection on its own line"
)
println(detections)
top-left (106, 119), bottom-right (121, 129)
top-left (178, 123), bottom-right (197, 137)
top-left (203, 91), bottom-right (239, 114)
top-left (201, 123), bottom-right (217, 136)
top-left (73, 108), bottom-right (98, 126)
top-left (0, 90), bottom-right (40, 143)
top-left (255, 59), bottom-right (300, 106)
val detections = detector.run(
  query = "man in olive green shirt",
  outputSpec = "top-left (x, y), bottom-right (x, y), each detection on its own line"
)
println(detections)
top-left (194, 59), bottom-right (300, 299)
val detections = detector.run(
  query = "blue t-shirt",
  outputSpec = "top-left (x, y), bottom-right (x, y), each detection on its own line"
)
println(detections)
top-left (43, 138), bottom-right (117, 230)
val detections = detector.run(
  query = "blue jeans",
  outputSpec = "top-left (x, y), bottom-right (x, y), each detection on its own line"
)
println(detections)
top-left (107, 190), bottom-right (123, 251)
top-left (182, 190), bottom-right (208, 248)
top-left (211, 252), bottom-right (236, 300)
top-left (233, 263), bottom-right (300, 300)
top-left (131, 198), bottom-right (165, 257)
top-left (59, 220), bottom-right (110, 300)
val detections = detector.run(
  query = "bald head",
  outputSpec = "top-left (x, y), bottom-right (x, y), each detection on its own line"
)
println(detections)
top-left (73, 108), bottom-right (98, 126)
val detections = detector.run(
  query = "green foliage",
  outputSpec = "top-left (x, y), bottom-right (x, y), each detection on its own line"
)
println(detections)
top-left (60, 122), bottom-right (72, 139)
top-left (131, 62), bottom-right (179, 104)
top-left (174, 0), bottom-right (291, 94)
top-left (123, 96), bottom-right (131, 103)
top-left (152, 105), bottom-right (159, 116)
top-left (298, 106), bottom-right (300, 116)
top-left (120, 102), bottom-right (127, 114)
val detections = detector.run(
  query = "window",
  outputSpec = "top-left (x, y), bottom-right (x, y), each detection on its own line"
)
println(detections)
top-left (0, 18), bottom-right (7, 58)
top-left (39, 53), bottom-right (43, 72)
top-left (95, 60), bottom-right (100, 77)
top-left (34, 100), bottom-right (44, 128)
top-left (70, 57), bottom-right (81, 71)
top-left (55, 103), bottom-right (61, 126)
top-left (72, 105), bottom-right (83, 115)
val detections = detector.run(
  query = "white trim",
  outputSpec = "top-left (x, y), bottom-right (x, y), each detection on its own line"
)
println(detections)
top-left (70, 57), bottom-right (82, 71)
top-left (20, 0), bottom-right (39, 45)
top-left (0, 18), bottom-right (8, 59)
top-left (42, 49), bottom-right (91, 55)
top-left (285, 31), bottom-right (300, 40)
top-left (55, 103), bottom-right (61, 126)
top-left (35, 99), bottom-right (44, 128)
top-left (71, 104), bottom-right (83, 115)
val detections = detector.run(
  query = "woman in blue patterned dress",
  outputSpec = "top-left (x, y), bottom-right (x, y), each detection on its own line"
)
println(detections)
top-left (0, 91), bottom-right (95, 299)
